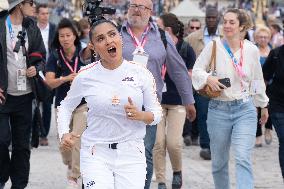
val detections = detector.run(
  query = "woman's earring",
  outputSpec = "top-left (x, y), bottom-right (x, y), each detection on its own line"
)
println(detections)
top-left (93, 51), bottom-right (97, 59)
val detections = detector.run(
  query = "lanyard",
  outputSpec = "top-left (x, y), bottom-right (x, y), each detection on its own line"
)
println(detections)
top-left (59, 49), bottom-right (79, 73)
top-left (6, 16), bottom-right (16, 48)
top-left (222, 40), bottom-right (245, 78)
top-left (127, 24), bottom-right (150, 49)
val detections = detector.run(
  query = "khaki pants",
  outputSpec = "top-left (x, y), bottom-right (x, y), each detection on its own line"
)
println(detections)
top-left (153, 104), bottom-right (186, 183)
top-left (56, 103), bottom-right (88, 179)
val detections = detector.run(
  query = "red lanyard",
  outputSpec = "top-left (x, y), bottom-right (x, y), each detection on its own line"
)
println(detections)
top-left (161, 64), bottom-right (166, 80)
top-left (59, 49), bottom-right (79, 73)
top-left (127, 25), bottom-right (150, 48)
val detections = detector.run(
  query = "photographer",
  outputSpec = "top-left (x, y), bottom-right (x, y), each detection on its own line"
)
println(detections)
top-left (0, 0), bottom-right (46, 188)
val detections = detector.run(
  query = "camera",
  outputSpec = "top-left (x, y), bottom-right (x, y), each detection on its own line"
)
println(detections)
top-left (14, 31), bottom-right (26, 53)
top-left (83, 0), bottom-right (116, 25)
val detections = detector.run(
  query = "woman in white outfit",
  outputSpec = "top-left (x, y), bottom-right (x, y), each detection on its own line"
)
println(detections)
top-left (57, 18), bottom-right (162, 189)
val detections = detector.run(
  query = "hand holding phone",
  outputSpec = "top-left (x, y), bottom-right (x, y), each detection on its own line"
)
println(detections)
top-left (218, 78), bottom-right (231, 89)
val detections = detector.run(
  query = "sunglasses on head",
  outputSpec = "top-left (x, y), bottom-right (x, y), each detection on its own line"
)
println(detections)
top-left (190, 26), bottom-right (200, 30)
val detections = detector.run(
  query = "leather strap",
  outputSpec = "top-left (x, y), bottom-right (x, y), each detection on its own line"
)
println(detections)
top-left (207, 40), bottom-right (216, 73)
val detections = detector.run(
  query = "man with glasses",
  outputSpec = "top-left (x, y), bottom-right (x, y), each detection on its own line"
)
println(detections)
top-left (0, 0), bottom-right (45, 188)
top-left (185, 6), bottom-right (221, 161)
top-left (187, 18), bottom-right (201, 35)
top-left (122, 0), bottom-right (196, 188)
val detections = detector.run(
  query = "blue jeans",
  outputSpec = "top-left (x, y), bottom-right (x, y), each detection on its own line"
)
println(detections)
top-left (144, 125), bottom-right (157, 189)
top-left (195, 93), bottom-right (210, 149)
top-left (270, 112), bottom-right (284, 178)
top-left (207, 99), bottom-right (257, 189)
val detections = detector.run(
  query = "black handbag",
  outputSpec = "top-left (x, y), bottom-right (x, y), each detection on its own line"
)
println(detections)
top-left (29, 53), bottom-right (53, 102)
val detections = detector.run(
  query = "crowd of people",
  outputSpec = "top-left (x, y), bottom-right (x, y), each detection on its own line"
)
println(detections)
top-left (0, 0), bottom-right (284, 189)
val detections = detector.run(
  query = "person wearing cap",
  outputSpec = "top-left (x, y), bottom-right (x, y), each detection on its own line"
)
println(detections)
top-left (0, 0), bottom-right (46, 188)
top-left (0, 0), bottom-right (9, 13)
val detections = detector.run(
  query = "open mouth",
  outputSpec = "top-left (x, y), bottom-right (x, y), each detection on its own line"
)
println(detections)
top-left (107, 46), bottom-right (117, 56)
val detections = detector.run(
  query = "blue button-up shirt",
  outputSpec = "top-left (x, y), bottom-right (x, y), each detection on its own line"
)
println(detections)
top-left (203, 27), bottom-right (220, 46)
top-left (121, 21), bottom-right (194, 105)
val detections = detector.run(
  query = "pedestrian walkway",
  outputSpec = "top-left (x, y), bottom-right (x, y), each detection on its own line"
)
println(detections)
top-left (5, 116), bottom-right (284, 189)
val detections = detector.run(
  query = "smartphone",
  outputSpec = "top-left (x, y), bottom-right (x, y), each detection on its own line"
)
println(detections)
top-left (218, 78), bottom-right (231, 89)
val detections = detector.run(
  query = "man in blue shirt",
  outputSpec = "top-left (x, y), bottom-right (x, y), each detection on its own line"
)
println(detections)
top-left (121, 0), bottom-right (196, 188)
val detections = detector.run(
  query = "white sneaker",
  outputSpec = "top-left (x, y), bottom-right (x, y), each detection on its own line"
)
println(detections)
top-left (152, 174), bottom-right (157, 182)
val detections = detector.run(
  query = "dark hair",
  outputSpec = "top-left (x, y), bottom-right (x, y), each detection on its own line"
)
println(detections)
top-left (89, 19), bottom-right (118, 42)
top-left (270, 24), bottom-right (281, 32)
top-left (206, 6), bottom-right (219, 17)
top-left (36, 3), bottom-right (48, 13)
top-left (224, 8), bottom-right (253, 32)
top-left (160, 13), bottom-right (184, 40)
top-left (51, 18), bottom-right (81, 49)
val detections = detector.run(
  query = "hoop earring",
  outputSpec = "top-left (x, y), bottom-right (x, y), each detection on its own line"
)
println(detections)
top-left (93, 51), bottom-right (97, 58)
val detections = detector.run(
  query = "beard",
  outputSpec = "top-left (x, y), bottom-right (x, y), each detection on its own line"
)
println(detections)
top-left (127, 15), bottom-right (149, 28)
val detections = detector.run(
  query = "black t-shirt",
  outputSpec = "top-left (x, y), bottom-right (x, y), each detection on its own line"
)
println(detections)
top-left (45, 46), bottom-right (86, 107)
top-left (262, 45), bottom-right (284, 113)
top-left (161, 40), bottom-right (196, 105)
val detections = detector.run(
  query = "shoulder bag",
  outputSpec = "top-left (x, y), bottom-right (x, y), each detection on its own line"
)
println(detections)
top-left (197, 40), bottom-right (221, 98)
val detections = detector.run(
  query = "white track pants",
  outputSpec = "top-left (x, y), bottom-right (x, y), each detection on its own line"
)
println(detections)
top-left (80, 140), bottom-right (146, 189)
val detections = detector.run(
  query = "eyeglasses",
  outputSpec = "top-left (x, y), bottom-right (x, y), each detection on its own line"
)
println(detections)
top-left (190, 26), bottom-right (200, 30)
top-left (258, 36), bottom-right (269, 39)
top-left (129, 4), bottom-right (152, 11)
top-left (23, 0), bottom-right (35, 6)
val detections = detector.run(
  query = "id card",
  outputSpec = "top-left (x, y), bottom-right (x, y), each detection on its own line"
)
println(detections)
top-left (132, 47), bottom-right (149, 67)
top-left (162, 82), bottom-right (167, 92)
top-left (17, 69), bottom-right (27, 91)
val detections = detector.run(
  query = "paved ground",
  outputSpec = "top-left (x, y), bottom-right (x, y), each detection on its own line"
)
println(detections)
top-left (5, 112), bottom-right (284, 189)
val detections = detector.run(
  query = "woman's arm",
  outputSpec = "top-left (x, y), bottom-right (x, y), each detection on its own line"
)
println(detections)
top-left (45, 72), bottom-right (77, 89)
top-left (57, 74), bottom-right (84, 140)
top-left (141, 68), bottom-right (162, 125)
top-left (192, 41), bottom-right (214, 90)
top-left (252, 48), bottom-right (269, 109)
top-left (124, 97), bottom-right (157, 125)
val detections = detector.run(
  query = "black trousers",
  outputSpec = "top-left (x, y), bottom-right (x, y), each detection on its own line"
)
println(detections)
top-left (40, 94), bottom-right (54, 138)
top-left (256, 107), bottom-right (273, 137)
top-left (0, 93), bottom-right (33, 189)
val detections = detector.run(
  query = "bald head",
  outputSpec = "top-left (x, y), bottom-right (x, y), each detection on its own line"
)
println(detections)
top-left (129, 0), bottom-right (153, 10)
top-left (127, 0), bottom-right (153, 29)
